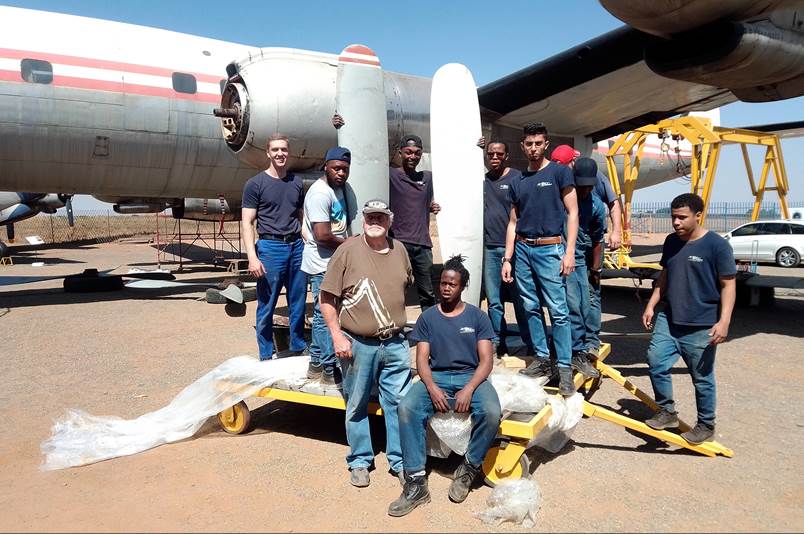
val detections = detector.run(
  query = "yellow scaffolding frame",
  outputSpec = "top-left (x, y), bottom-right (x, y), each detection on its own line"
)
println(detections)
top-left (604, 116), bottom-right (790, 270)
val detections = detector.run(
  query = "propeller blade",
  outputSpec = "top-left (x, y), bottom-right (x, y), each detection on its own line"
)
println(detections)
top-left (7, 222), bottom-right (14, 241)
top-left (65, 196), bottom-right (74, 227)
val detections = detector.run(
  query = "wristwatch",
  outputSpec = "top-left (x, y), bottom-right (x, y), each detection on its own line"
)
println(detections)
top-left (501, 257), bottom-right (512, 265)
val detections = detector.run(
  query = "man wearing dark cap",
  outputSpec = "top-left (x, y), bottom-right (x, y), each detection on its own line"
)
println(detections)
top-left (502, 123), bottom-right (578, 396)
top-left (302, 146), bottom-right (351, 386)
top-left (389, 134), bottom-right (441, 311)
top-left (320, 198), bottom-right (414, 488)
top-left (551, 144), bottom-right (623, 357)
top-left (242, 133), bottom-right (308, 360)
top-left (564, 158), bottom-right (606, 378)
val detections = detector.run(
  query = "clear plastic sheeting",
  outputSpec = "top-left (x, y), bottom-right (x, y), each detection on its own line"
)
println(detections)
top-left (41, 356), bottom-right (309, 471)
top-left (527, 393), bottom-right (584, 453)
top-left (427, 412), bottom-right (472, 456)
top-left (489, 368), bottom-right (549, 414)
top-left (475, 478), bottom-right (541, 528)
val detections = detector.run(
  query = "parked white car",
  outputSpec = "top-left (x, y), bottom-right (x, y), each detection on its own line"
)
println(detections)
top-left (723, 220), bottom-right (804, 268)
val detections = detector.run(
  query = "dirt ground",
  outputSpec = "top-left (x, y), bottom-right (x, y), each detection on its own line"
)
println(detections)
top-left (0, 236), bottom-right (802, 532)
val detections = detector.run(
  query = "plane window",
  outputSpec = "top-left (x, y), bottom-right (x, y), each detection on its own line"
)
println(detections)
top-left (21, 59), bottom-right (53, 84)
top-left (172, 72), bottom-right (197, 94)
top-left (219, 79), bottom-right (226, 94)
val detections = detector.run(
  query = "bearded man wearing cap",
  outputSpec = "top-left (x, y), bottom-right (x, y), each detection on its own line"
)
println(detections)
top-left (320, 199), bottom-right (414, 488)
top-left (242, 133), bottom-right (308, 360)
top-left (551, 144), bottom-right (623, 357)
top-left (301, 146), bottom-right (352, 386)
top-left (389, 134), bottom-right (441, 311)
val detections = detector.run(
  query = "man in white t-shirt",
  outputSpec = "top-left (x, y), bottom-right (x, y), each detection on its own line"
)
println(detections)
top-left (302, 146), bottom-right (351, 386)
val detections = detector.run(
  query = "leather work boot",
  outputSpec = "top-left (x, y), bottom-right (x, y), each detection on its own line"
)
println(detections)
top-left (571, 352), bottom-right (600, 378)
top-left (519, 358), bottom-right (553, 379)
top-left (645, 409), bottom-right (680, 430)
top-left (448, 460), bottom-right (481, 503)
top-left (681, 423), bottom-right (715, 445)
top-left (321, 366), bottom-right (342, 388)
top-left (306, 362), bottom-right (323, 380)
top-left (388, 475), bottom-right (430, 517)
top-left (350, 467), bottom-right (370, 488)
top-left (558, 367), bottom-right (576, 396)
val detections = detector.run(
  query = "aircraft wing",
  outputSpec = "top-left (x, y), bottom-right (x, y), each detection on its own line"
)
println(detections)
top-left (478, 26), bottom-right (736, 141)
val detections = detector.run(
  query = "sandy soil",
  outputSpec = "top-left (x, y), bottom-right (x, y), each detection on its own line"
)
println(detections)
top-left (0, 236), bottom-right (802, 532)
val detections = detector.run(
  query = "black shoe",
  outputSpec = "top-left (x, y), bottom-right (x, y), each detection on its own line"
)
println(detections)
top-left (277, 348), bottom-right (310, 358)
top-left (519, 358), bottom-right (553, 378)
top-left (645, 409), bottom-right (679, 430)
top-left (388, 475), bottom-right (430, 517)
top-left (448, 460), bottom-right (480, 503)
top-left (681, 423), bottom-right (715, 445)
top-left (558, 367), bottom-right (576, 396)
top-left (571, 352), bottom-right (600, 378)
top-left (306, 362), bottom-right (323, 380)
top-left (495, 342), bottom-right (508, 357)
top-left (321, 366), bottom-right (342, 388)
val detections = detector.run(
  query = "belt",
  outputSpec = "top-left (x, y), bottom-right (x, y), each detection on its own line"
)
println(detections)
top-left (259, 232), bottom-right (301, 243)
top-left (346, 328), bottom-right (403, 342)
top-left (515, 234), bottom-right (562, 246)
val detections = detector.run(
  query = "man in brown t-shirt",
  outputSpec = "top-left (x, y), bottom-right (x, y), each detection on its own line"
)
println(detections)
top-left (320, 199), bottom-right (413, 488)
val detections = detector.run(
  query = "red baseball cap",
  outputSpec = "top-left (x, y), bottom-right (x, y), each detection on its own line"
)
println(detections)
top-left (551, 145), bottom-right (580, 165)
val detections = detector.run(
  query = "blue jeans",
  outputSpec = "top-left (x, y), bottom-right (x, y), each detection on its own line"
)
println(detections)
top-left (399, 371), bottom-right (501, 473)
top-left (565, 263), bottom-right (590, 353)
top-left (514, 241), bottom-right (572, 368)
top-left (341, 333), bottom-right (412, 473)
top-left (483, 246), bottom-right (533, 351)
top-left (584, 249), bottom-right (601, 352)
top-left (255, 238), bottom-right (308, 360)
top-left (308, 272), bottom-right (335, 368)
top-left (646, 312), bottom-right (717, 427)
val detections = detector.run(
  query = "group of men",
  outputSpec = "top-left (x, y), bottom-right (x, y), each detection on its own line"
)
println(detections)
top-left (240, 120), bottom-right (736, 516)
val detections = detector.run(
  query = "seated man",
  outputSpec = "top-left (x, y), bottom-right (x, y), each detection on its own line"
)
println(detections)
top-left (389, 255), bottom-right (502, 517)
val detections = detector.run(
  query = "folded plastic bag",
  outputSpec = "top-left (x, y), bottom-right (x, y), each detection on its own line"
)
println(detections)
top-left (527, 393), bottom-right (584, 453)
top-left (474, 478), bottom-right (541, 527)
top-left (41, 356), bottom-right (309, 470)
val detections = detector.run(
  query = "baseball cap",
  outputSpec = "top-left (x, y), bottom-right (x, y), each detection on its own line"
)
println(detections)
top-left (321, 146), bottom-right (351, 170)
top-left (573, 157), bottom-right (599, 186)
top-left (551, 144), bottom-right (580, 165)
top-left (400, 134), bottom-right (423, 149)
top-left (362, 198), bottom-right (392, 216)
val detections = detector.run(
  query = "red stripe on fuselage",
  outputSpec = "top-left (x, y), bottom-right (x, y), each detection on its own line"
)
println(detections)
top-left (0, 47), bottom-right (224, 84)
top-left (0, 68), bottom-right (220, 103)
top-left (338, 57), bottom-right (381, 67)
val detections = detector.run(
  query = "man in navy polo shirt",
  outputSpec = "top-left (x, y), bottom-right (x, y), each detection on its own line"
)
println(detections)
top-left (642, 193), bottom-right (736, 444)
top-left (389, 255), bottom-right (501, 517)
top-left (482, 140), bottom-right (532, 356)
top-left (501, 123), bottom-right (579, 396)
top-left (241, 133), bottom-right (308, 360)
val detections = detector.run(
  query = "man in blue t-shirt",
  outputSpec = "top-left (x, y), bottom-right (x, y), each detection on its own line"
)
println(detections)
top-left (564, 158), bottom-right (606, 379)
top-left (482, 140), bottom-right (532, 356)
top-left (642, 193), bottom-right (736, 445)
top-left (501, 123), bottom-right (579, 396)
top-left (389, 256), bottom-right (501, 517)
top-left (241, 133), bottom-right (308, 360)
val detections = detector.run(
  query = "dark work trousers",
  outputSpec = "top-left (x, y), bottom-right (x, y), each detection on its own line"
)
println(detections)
top-left (403, 242), bottom-right (436, 311)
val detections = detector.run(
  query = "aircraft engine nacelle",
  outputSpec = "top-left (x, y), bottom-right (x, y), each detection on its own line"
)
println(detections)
top-left (644, 18), bottom-right (804, 103)
top-left (0, 193), bottom-right (65, 225)
top-left (171, 198), bottom-right (239, 222)
top-left (214, 49), bottom-right (341, 172)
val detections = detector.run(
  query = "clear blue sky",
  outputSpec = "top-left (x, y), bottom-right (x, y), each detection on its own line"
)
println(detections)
top-left (6, 0), bottom-right (803, 207)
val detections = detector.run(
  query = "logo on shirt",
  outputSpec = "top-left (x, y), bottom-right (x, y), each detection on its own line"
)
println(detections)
top-left (688, 255), bottom-right (704, 263)
top-left (499, 184), bottom-right (510, 190)
top-left (459, 326), bottom-right (476, 334)
top-left (536, 181), bottom-right (552, 188)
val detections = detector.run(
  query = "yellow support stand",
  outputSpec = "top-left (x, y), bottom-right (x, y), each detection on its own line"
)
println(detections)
top-left (604, 116), bottom-right (790, 270)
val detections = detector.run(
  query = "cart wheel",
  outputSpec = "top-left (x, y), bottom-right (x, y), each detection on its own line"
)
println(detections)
top-left (218, 401), bottom-right (252, 434)
top-left (482, 443), bottom-right (531, 487)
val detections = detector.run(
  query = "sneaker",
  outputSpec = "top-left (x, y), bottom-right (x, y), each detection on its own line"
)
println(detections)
top-left (350, 467), bottom-right (370, 488)
top-left (519, 357), bottom-right (553, 378)
top-left (306, 362), bottom-right (323, 380)
top-left (645, 409), bottom-right (680, 430)
top-left (321, 366), bottom-right (342, 388)
top-left (388, 475), bottom-right (430, 517)
top-left (558, 367), bottom-right (576, 396)
top-left (681, 423), bottom-right (715, 445)
top-left (448, 460), bottom-right (480, 503)
top-left (571, 352), bottom-right (600, 378)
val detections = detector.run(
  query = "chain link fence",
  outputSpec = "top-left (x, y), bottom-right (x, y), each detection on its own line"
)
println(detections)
top-left (629, 201), bottom-right (804, 235)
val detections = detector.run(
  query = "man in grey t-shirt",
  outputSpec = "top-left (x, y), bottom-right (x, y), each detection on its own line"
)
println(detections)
top-left (302, 146), bottom-right (351, 386)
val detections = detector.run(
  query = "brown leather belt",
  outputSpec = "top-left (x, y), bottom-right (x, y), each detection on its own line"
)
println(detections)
top-left (515, 234), bottom-right (562, 246)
